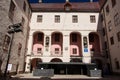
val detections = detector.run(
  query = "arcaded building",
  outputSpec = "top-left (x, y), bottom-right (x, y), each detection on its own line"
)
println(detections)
top-left (0, 0), bottom-right (30, 74)
top-left (25, 0), bottom-right (106, 74)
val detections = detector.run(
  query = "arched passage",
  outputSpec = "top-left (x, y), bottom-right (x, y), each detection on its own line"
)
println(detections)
top-left (30, 58), bottom-right (42, 72)
top-left (89, 32), bottom-right (100, 56)
top-left (50, 58), bottom-right (63, 74)
top-left (50, 58), bottom-right (63, 62)
top-left (32, 32), bottom-right (44, 55)
top-left (51, 32), bottom-right (63, 56)
top-left (70, 32), bottom-right (82, 57)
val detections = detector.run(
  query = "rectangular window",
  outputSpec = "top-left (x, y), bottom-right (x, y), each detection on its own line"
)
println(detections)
top-left (55, 48), bottom-right (59, 54)
top-left (37, 48), bottom-right (42, 54)
top-left (72, 15), bottom-right (78, 23)
top-left (117, 32), bottom-right (120, 42)
top-left (37, 33), bottom-right (43, 42)
top-left (73, 48), bottom-right (77, 54)
top-left (37, 15), bottom-right (42, 22)
top-left (114, 13), bottom-right (120, 26)
top-left (108, 21), bottom-right (112, 31)
top-left (104, 41), bottom-right (107, 49)
top-left (3, 35), bottom-right (10, 51)
top-left (106, 5), bottom-right (109, 14)
top-left (21, 17), bottom-right (25, 31)
top-left (23, 1), bottom-right (26, 12)
top-left (115, 61), bottom-right (120, 69)
top-left (90, 15), bottom-right (96, 23)
top-left (110, 36), bottom-right (114, 45)
top-left (9, 0), bottom-right (15, 21)
top-left (55, 15), bottom-right (60, 23)
top-left (102, 28), bottom-right (105, 36)
top-left (72, 34), bottom-right (77, 42)
top-left (55, 33), bottom-right (60, 42)
top-left (111, 0), bottom-right (116, 7)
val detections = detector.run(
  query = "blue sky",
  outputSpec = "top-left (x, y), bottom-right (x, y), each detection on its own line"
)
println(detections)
top-left (29, 0), bottom-right (99, 3)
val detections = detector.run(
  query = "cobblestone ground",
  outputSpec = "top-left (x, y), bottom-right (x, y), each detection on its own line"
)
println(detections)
top-left (0, 75), bottom-right (120, 80)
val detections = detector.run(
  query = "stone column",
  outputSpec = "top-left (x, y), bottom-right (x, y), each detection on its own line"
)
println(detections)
top-left (82, 35), bottom-right (91, 63)
top-left (43, 33), bottom-right (51, 57)
top-left (63, 32), bottom-right (70, 62)
top-left (25, 34), bottom-right (33, 72)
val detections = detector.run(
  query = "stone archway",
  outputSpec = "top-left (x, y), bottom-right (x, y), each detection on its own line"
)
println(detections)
top-left (70, 32), bottom-right (82, 57)
top-left (50, 58), bottom-right (62, 62)
top-left (89, 32), bottom-right (101, 56)
top-left (30, 58), bottom-right (42, 73)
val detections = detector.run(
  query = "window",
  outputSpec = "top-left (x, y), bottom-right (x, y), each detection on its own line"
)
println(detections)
top-left (102, 28), bottom-right (106, 36)
top-left (72, 33), bottom-right (77, 42)
top-left (108, 21), bottom-right (112, 31)
top-left (90, 15), bottom-right (96, 23)
top-left (3, 35), bottom-right (10, 51)
top-left (110, 36), bottom-right (114, 45)
top-left (37, 15), bottom-right (42, 22)
top-left (100, 14), bottom-right (104, 21)
top-left (72, 15), bottom-right (78, 23)
top-left (117, 32), bottom-right (120, 42)
top-left (55, 33), bottom-right (60, 42)
top-left (114, 13), bottom-right (120, 26)
top-left (37, 48), bottom-right (42, 54)
top-left (37, 33), bottom-right (43, 42)
top-left (23, 1), bottom-right (26, 12)
top-left (115, 59), bottom-right (120, 69)
top-left (89, 34), bottom-right (94, 42)
top-left (18, 43), bottom-right (22, 56)
top-left (55, 48), bottom-right (59, 54)
top-left (106, 5), bottom-right (109, 14)
top-left (111, 0), bottom-right (116, 7)
top-left (104, 41), bottom-right (107, 49)
top-left (9, 0), bottom-right (15, 21)
top-left (72, 48), bottom-right (77, 54)
top-left (55, 15), bottom-right (60, 23)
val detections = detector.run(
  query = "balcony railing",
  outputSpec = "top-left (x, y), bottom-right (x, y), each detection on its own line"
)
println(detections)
top-left (31, 51), bottom-right (43, 56)
top-left (50, 51), bottom-right (63, 57)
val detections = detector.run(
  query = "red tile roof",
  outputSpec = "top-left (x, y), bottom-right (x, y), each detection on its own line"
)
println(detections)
top-left (30, 2), bottom-right (100, 12)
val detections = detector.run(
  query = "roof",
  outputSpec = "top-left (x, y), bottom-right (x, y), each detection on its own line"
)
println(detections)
top-left (30, 2), bottom-right (100, 12)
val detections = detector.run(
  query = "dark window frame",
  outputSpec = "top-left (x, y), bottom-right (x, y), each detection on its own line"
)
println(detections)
top-left (37, 15), bottom-right (42, 22)
top-left (110, 36), bottom-right (114, 45)
top-left (55, 15), bottom-right (60, 23)
top-left (111, 0), bottom-right (116, 7)
top-left (72, 15), bottom-right (78, 23)
top-left (90, 15), bottom-right (96, 23)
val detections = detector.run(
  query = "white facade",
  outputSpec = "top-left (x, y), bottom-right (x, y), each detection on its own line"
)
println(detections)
top-left (25, 12), bottom-right (102, 72)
